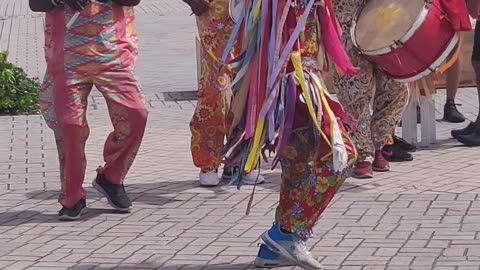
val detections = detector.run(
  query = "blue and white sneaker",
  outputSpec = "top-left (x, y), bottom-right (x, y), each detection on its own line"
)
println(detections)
top-left (261, 224), bottom-right (324, 270)
top-left (254, 244), bottom-right (294, 268)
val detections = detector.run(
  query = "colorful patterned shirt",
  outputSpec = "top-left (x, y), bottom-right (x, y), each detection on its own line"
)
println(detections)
top-left (44, 1), bottom-right (138, 73)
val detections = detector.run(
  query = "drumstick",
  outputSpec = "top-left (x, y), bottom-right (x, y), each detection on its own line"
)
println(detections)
top-left (67, 12), bottom-right (80, 29)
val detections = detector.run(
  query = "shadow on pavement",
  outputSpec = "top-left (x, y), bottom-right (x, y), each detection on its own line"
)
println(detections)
top-left (69, 263), bottom-right (257, 270)
top-left (339, 182), bottom-right (369, 193)
top-left (0, 169), bottom-right (371, 226)
top-left (0, 208), bottom-right (130, 226)
top-left (22, 178), bottom-right (285, 202)
top-left (0, 178), bottom-right (275, 225)
top-left (415, 137), bottom-right (466, 151)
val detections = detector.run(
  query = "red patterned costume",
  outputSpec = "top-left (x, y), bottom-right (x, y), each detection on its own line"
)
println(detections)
top-left (39, 1), bottom-right (147, 210)
top-left (222, 1), bottom-right (358, 268)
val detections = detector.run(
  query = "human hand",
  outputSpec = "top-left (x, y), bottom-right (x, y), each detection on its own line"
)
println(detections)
top-left (183, 0), bottom-right (210, 16)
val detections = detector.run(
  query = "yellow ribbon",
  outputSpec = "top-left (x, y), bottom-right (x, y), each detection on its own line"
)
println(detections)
top-left (291, 52), bottom-right (321, 132)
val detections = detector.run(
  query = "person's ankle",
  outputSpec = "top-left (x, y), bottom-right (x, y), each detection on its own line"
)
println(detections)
top-left (446, 99), bottom-right (455, 104)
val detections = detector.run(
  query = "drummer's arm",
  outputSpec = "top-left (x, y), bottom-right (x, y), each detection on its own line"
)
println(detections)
top-left (466, 0), bottom-right (480, 19)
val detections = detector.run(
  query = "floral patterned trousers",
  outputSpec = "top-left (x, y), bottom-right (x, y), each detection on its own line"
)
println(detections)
top-left (276, 110), bottom-right (357, 240)
top-left (335, 45), bottom-right (408, 163)
top-left (190, 0), bottom-right (235, 172)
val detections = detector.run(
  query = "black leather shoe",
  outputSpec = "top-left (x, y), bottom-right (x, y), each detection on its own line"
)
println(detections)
top-left (93, 174), bottom-right (132, 212)
top-left (457, 127), bottom-right (480, 147)
top-left (451, 122), bottom-right (477, 139)
top-left (382, 144), bottom-right (414, 162)
top-left (393, 135), bottom-right (416, 152)
top-left (444, 102), bottom-right (466, 123)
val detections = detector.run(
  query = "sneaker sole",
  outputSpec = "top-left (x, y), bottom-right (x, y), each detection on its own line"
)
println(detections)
top-left (353, 173), bottom-right (373, 179)
top-left (199, 183), bottom-right (219, 187)
top-left (241, 180), bottom-right (265, 185)
top-left (385, 157), bottom-right (414, 162)
top-left (443, 117), bottom-right (466, 124)
top-left (58, 207), bottom-right (86, 221)
top-left (92, 180), bottom-right (132, 212)
top-left (453, 132), bottom-right (476, 140)
top-left (372, 167), bottom-right (390, 172)
top-left (254, 257), bottom-right (294, 268)
top-left (457, 137), bottom-right (480, 147)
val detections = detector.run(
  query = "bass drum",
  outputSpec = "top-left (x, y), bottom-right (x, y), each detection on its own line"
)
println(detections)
top-left (351, 0), bottom-right (458, 82)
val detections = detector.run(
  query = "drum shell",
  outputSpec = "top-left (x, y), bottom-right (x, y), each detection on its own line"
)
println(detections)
top-left (357, 0), bottom-right (457, 82)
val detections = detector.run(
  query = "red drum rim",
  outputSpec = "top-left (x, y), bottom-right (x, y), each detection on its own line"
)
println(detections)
top-left (392, 34), bottom-right (459, 83)
top-left (350, 0), bottom-right (432, 56)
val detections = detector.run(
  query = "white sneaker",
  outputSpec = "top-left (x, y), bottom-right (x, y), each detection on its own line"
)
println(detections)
top-left (242, 169), bottom-right (265, 185)
top-left (222, 167), bottom-right (265, 185)
top-left (199, 170), bottom-right (220, 187)
top-left (261, 224), bottom-right (324, 270)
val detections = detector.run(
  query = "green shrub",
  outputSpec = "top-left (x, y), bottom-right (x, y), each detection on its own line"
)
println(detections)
top-left (0, 51), bottom-right (40, 115)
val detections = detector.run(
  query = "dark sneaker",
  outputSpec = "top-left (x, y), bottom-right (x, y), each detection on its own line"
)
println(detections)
top-left (452, 122), bottom-right (478, 139)
top-left (353, 162), bottom-right (373, 179)
top-left (392, 135), bottom-right (416, 152)
top-left (457, 126), bottom-right (480, 146)
top-left (372, 150), bottom-right (390, 172)
top-left (92, 174), bottom-right (132, 212)
top-left (383, 144), bottom-right (414, 162)
top-left (443, 102), bottom-right (466, 123)
top-left (58, 198), bottom-right (86, 221)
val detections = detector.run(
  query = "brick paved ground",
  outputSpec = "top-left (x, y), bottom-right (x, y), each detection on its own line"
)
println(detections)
top-left (3, 1), bottom-right (480, 270)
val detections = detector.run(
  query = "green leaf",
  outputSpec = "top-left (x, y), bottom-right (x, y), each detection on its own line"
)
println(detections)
top-left (0, 50), bottom-right (40, 115)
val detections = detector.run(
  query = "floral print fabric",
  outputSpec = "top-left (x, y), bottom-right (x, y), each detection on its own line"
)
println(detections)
top-left (190, 0), bottom-right (236, 171)
top-left (276, 124), bottom-right (356, 240)
top-left (272, 2), bottom-right (356, 240)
